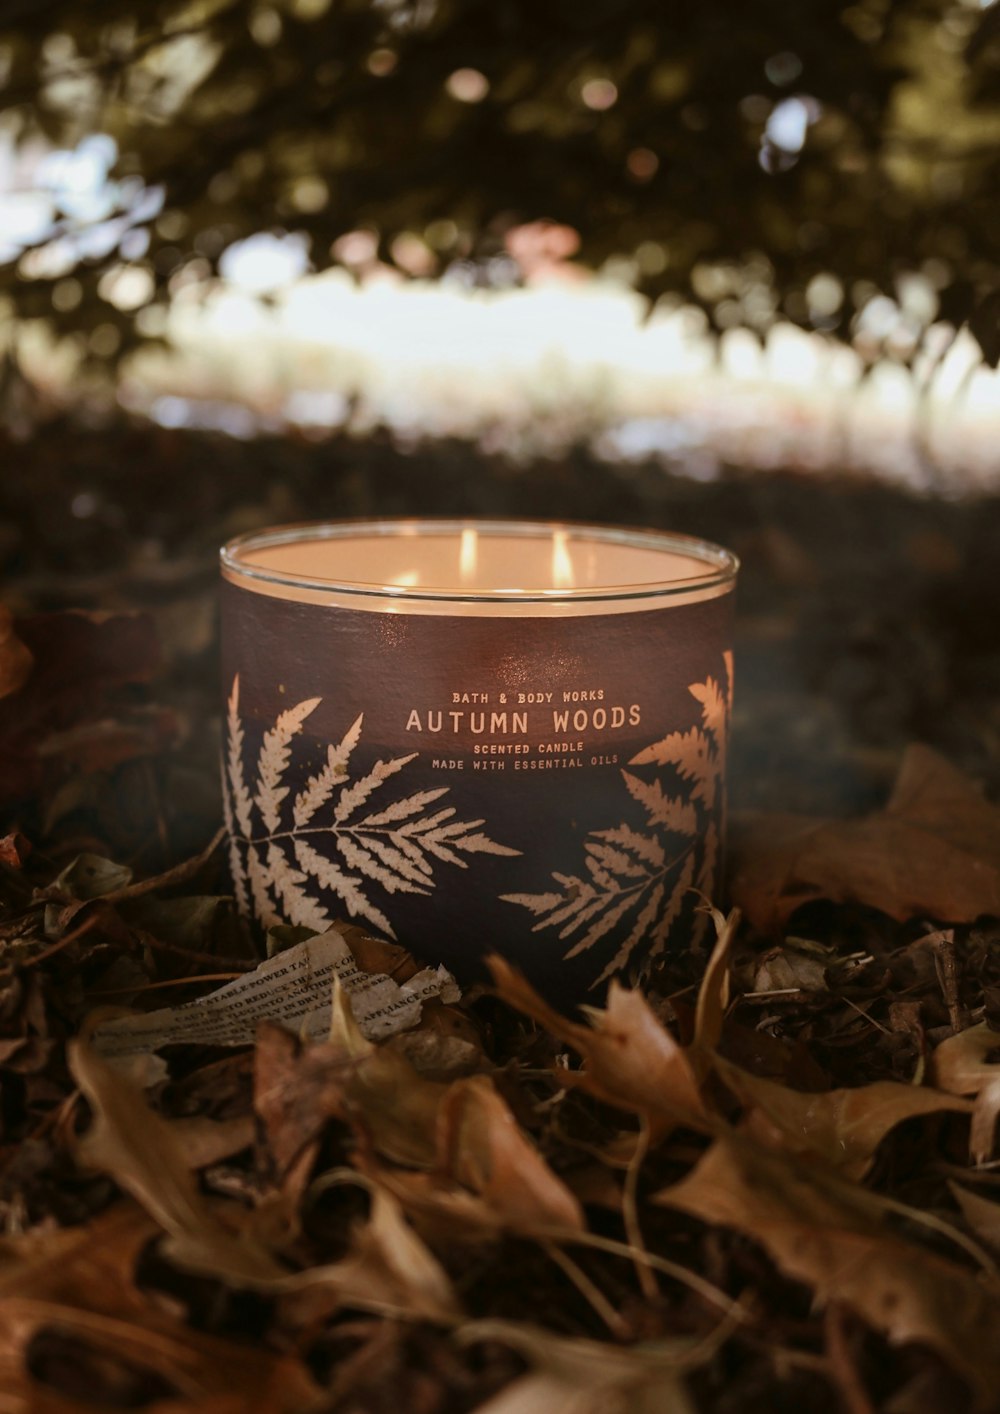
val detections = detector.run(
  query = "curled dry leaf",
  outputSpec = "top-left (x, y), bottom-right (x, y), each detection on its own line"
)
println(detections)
top-left (283, 1181), bottom-right (462, 1325)
top-left (488, 957), bottom-right (706, 1140)
top-left (715, 1058), bottom-right (973, 1181)
top-left (438, 1075), bottom-right (584, 1233)
top-left (744, 939), bottom-right (832, 995)
top-left (657, 1133), bottom-right (1000, 1405)
top-left (0, 1203), bottom-right (322, 1412)
top-left (932, 1022), bottom-right (1000, 1096)
top-left (730, 745), bottom-right (1000, 932)
top-left (950, 1183), bottom-right (1000, 1253)
top-left (692, 905), bottom-right (738, 1053)
top-left (68, 1037), bottom-right (287, 1286)
top-left (461, 1319), bottom-right (724, 1414)
top-left (931, 1022), bottom-right (1000, 1163)
top-left (254, 984), bottom-right (582, 1236)
top-left (69, 1036), bottom-right (462, 1327)
top-left (970, 1079), bottom-right (1000, 1165)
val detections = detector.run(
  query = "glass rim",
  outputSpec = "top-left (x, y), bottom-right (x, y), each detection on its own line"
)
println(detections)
top-left (220, 517), bottom-right (740, 605)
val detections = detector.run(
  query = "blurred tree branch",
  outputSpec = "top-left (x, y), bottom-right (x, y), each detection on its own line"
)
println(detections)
top-left (0, 0), bottom-right (997, 367)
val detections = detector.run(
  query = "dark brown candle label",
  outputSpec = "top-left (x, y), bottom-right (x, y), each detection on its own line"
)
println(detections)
top-left (221, 581), bottom-right (734, 999)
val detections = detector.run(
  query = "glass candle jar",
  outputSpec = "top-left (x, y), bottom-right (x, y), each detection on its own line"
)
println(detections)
top-left (220, 519), bottom-right (738, 999)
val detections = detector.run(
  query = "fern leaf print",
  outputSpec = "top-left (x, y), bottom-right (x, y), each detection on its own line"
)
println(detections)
top-left (502, 652), bottom-right (733, 988)
top-left (222, 676), bottom-right (520, 942)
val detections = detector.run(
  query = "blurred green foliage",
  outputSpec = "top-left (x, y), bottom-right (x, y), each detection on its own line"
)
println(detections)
top-left (0, 0), bottom-right (999, 366)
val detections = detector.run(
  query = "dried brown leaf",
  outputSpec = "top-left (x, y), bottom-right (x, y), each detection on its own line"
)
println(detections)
top-left (657, 1133), bottom-right (1000, 1403)
top-left (0, 1204), bottom-right (321, 1412)
top-left (440, 1075), bottom-right (584, 1232)
top-left (460, 1319), bottom-right (724, 1414)
top-left (950, 1183), bottom-right (1000, 1252)
top-left (68, 1038), bottom-right (286, 1285)
top-left (730, 746), bottom-right (1000, 931)
top-left (747, 940), bottom-right (832, 994)
top-left (692, 906), bottom-right (738, 1052)
top-left (716, 1058), bottom-right (973, 1180)
top-left (283, 1181), bottom-right (462, 1324)
top-left (255, 985), bottom-right (582, 1235)
top-left (971, 1078), bottom-right (1000, 1165)
top-left (932, 1022), bottom-right (1000, 1096)
top-left (489, 957), bottom-right (706, 1139)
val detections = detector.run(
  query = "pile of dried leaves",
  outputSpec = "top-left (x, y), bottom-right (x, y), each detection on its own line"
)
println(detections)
top-left (6, 494), bottom-right (1000, 1410)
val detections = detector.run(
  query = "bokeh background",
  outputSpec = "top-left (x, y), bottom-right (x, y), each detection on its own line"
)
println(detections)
top-left (3, 0), bottom-right (1000, 862)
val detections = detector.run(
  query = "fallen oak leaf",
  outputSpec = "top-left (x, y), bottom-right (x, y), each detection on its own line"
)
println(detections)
top-left (386, 1022), bottom-right (488, 1081)
top-left (50, 853), bottom-right (134, 902)
top-left (68, 1037), bottom-right (287, 1286)
top-left (0, 1203), bottom-right (322, 1413)
top-left (656, 1132), bottom-right (1000, 1405)
top-left (488, 956), bottom-right (707, 1141)
top-left (353, 1158), bottom-right (516, 1239)
top-left (715, 1058), bottom-right (973, 1180)
top-left (255, 984), bottom-right (583, 1236)
top-left (328, 983), bottom-right (584, 1233)
top-left (730, 745), bottom-right (1000, 932)
top-left (349, 1152), bottom-right (747, 1323)
top-left (438, 1074), bottom-right (584, 1233)
top-left (69, 1034), bottom-right (464, 1326)
top-left (284, 1174), bottom-right (462, 1324)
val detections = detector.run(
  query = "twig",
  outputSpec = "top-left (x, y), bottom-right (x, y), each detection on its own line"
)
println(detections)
top-left (839, 997), bottom-right (892, 1037)
top-left (86, 971), bottom-right (244, 997)
top-left (823, 1302), bottom-right (876, 1414)
top-left (101, 828), bottom-right (226, 905)
top-left (19, 914), bottom-right (101, 969)
top-left (622, 1118), bottom-right (658, 1302)
top-left (541, 1241), bottom-right (631, 1338)
top-left (137, 929), bottom-right (255, 971)
top-left (534, 1226), bottom-right (746, 1322)
top-left (930, 928), bottom-right (968, 1034)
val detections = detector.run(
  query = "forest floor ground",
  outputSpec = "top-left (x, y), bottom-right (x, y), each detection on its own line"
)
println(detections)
top-left (3, 417), bottom-right (1000, 1412)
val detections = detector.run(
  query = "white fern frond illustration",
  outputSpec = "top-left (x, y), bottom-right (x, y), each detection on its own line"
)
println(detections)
top-left (223, 677), bottom-right (520, 939)
top-left (293, 714), bottom-right (362, 827)
top-left (225, 677), bottom-right (254, 838)
top-left (255, 695), bottom-right (321, 834)
top-left (502, 655), bottom-right (732, 987)
top-left (220, 762), bottom-right (250, 918)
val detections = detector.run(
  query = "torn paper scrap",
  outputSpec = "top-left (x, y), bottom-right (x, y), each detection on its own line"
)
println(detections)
top-left (91, 928), bottom-right (461, 1059)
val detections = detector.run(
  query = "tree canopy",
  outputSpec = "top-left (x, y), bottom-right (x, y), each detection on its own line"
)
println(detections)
top-left (1, 0), bottom-right (999, 367)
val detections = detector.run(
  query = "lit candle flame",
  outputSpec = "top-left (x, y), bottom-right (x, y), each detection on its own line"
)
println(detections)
top-left (459, 528), bottom-right (478, 585)
top-left (551, 529), bottom-right (575, 590)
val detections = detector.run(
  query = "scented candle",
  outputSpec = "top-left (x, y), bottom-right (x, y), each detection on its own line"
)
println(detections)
top-left (221, 520), bottom-right (737, 998)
